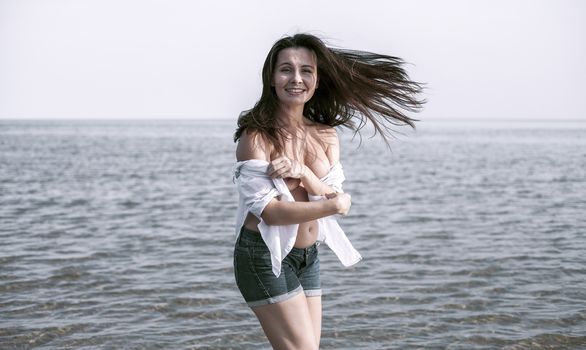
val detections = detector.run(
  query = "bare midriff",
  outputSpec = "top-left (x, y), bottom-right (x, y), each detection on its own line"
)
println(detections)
top-left (242, 181), bottom-right (318, 249)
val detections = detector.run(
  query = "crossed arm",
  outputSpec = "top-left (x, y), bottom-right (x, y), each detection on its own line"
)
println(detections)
top-left (267, 128), bottom-right (341, 196)
top-left (236, 129), bottom-right (350, 226)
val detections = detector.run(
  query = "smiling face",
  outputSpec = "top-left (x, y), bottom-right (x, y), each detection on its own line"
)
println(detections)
top-left (271, 47), bottom-right (319, 107)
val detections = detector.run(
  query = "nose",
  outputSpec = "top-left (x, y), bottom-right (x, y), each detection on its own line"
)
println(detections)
top-left (292, 69), bottom-right (302, 84)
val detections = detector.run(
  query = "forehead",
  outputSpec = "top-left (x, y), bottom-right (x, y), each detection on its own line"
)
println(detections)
top-left (275, 47), bottom-right (317, 66)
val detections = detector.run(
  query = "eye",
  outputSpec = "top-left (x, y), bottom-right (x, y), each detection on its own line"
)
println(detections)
top-left (280, 68), bottom-right (291, 73)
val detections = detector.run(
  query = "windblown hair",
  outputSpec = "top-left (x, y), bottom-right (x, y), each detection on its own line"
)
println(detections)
top-left (234, 33), bottom-right (425, 151)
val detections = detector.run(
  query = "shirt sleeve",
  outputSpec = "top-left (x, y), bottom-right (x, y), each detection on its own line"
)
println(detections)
top-left (238, 174), bottom-right (280, 219)
top-left (308, 163), bottom-right (345, 201)
top-left (324, 163), bottom-right (345, 193)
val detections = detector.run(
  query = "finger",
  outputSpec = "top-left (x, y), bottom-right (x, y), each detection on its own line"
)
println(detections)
top-left (269, 168), bottom-right (282, 178)
top-left (268, 162), bottom-right (289, 177)
top-left (272, 156), bottom-right (289, 167)
top-left (269, 157), bottom-right (286, 166)
top-left (269, 162), bottom-right (290, 178)
top-left (279, 166), bottom-right (294, 178)
top-left (268, 158), bottom-right (285, 174)
top-left (278, 157), bottom-right (293, 170)
top-left (267, 159), bottom-right (282, 174)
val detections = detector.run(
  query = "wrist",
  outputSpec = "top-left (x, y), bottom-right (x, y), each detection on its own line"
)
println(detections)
top-left (327, 196), bottom-right (341, 215)
top-left (299, 164), bottom-right (308, 179)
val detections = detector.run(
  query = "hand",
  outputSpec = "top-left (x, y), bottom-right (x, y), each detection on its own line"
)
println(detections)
top-left (326, 192), bottom-right (351, 216)
top-left (268, 156), bottom-right (306, 179)
top-left (284, 178), bottom-right (301, 191)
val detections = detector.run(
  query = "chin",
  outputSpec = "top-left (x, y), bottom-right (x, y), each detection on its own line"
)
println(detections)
top-left (278, 96), bottom-right (309, 105)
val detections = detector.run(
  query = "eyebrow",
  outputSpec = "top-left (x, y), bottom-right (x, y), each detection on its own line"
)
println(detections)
top-left (277, 62), bottom-right (316, 68)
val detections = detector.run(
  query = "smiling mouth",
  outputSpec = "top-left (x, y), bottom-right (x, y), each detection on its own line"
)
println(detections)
top-left (285, 88), bottom-right (305, 94)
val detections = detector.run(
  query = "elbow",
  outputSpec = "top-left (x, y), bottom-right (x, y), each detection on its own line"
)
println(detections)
top-left (261, 215), bottom-right (276, 226)
top-left (260, 200), bottom-right (285, 226)
top-left (260, 211), bottom-right (282, 226)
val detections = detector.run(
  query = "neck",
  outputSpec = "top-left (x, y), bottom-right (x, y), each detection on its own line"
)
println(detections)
top-left (275, 103), bottom-right (306, 131)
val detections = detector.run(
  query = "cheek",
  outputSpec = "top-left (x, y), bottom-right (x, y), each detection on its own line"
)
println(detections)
top-left (308, 76), bottom-right (318, 89)
top-left (273, 73), bottom-right (287, 86)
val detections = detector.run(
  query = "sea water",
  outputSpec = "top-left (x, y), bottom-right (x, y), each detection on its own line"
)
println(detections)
top-left (1, 119), bottom-right (585, 349)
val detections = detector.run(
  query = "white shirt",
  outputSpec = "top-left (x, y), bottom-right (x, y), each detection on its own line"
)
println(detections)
top-left (233, 159), bottom-right (362, 277)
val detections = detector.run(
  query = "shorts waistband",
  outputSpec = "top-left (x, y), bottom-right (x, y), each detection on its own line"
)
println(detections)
top-left (238, 226), bottom-right (319, 254)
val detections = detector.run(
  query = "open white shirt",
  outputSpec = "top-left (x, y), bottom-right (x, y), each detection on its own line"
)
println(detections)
top-left (233, 159), bottom-right (362, 277)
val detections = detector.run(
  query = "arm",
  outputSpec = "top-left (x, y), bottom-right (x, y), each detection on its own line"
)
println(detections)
top-left (236, 129), bottom-right (270, 162)
top-left (299, 165), bottom-right (335, 195)
top-left (237, 128), bottom-right (351, 225)
top-left (268, 127), bottom-right (341, 196)
top-left (262, 193), bottom-right (349, 225)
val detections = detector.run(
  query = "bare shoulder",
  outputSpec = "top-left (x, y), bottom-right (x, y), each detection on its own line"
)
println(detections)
top-left (236, 129), bottom-right (271, 162)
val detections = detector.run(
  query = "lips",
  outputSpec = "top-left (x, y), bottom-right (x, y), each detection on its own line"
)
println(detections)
top-left (285, 88), bottom-right (305, 94)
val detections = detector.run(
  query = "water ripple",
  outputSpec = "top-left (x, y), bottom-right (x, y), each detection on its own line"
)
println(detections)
top-left (1, 120), bottom-right (585, 349)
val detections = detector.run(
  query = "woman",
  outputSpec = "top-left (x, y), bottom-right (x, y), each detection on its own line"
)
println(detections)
top-left (233, 33), bottom-right (424, 349)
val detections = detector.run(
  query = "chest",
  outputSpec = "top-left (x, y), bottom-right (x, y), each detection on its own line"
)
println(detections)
top-left (274, 134), bottom-right (332, 178)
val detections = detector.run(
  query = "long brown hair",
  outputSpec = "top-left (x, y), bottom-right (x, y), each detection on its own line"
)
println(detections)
top-left (234, 33), bottom-right (425, 151)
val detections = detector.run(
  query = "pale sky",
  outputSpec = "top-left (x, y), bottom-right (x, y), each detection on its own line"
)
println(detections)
top-left (1, 0), bottom-right (585, 120)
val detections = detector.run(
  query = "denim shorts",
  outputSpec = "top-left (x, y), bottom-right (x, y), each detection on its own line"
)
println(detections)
top-left (233, 226), bottom-right (321, 308)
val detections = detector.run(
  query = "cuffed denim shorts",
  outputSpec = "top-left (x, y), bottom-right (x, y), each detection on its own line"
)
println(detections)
top-left (234, 226), bottom-right (321, 308)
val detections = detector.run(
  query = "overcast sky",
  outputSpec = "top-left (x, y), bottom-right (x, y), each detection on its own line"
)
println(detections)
top-left (1, 0), bottom-right (584, 121)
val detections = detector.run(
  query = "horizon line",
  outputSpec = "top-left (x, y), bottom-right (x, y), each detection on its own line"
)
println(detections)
top-left (1, 117), bottom-right (585, 123)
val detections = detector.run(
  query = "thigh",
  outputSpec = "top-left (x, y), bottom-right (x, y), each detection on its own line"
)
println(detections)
top-left (252, 292), bottom-right (318, 350)
top-left (234, 231), bottom-right (302, 307)
top-left (306, 296), bottom-right (322, 347)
